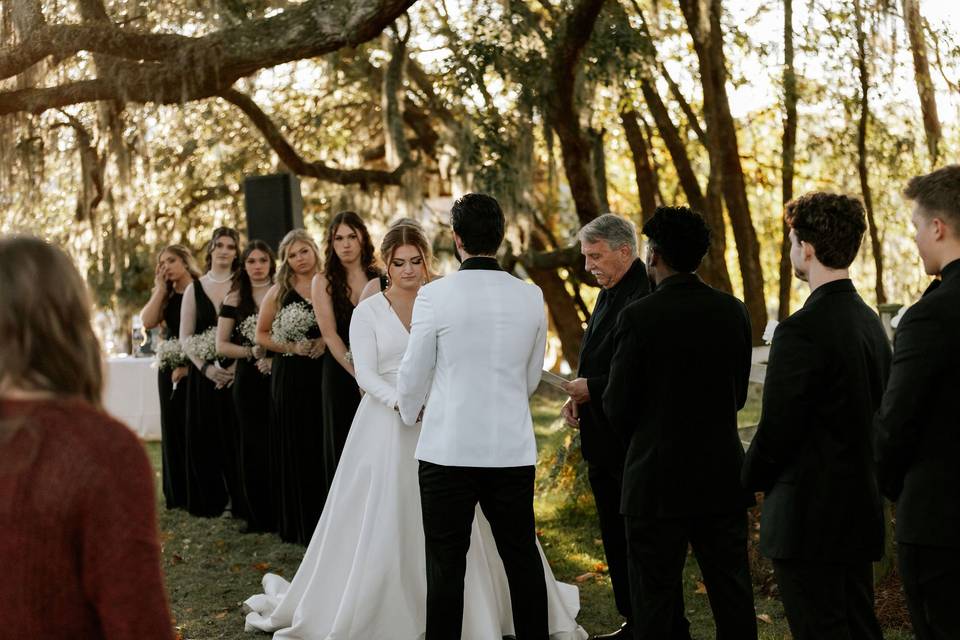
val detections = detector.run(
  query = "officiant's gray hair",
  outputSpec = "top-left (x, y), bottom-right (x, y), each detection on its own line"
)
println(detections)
top-left (578, 214), bottom-right (638, 256)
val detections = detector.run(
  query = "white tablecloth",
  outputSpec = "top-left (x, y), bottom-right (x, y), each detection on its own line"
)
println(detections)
top-left (103, 357), bottom-right (162, 440)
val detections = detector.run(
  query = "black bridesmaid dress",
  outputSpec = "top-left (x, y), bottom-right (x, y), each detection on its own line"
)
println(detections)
top-left (158, 291), bottom-right (188, 509)
top-left (183, 283), bottom-right (238, 518)
top-left (220, 303), bottom-right (274, 532)
top-left (321, 298), bottom-right (362, 493)
top-left (271, 289), bottom-right (326, 545)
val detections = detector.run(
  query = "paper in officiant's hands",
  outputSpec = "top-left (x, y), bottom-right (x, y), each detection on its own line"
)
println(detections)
top-left (540, 370), bottom-right (571, 390)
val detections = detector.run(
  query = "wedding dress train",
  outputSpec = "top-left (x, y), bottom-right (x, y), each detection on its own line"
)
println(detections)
top-left (244, 293), bottom-right (586, 639)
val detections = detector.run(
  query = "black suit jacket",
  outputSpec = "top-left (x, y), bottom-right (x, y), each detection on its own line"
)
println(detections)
top-left (603, 273), bottom-right (754, 518)
top-left (876, 259), bottom-right (960, 549)
top-left (743, 280), bottom-right (891, 561)
top-left (577, 259), bottom-right (651, 470)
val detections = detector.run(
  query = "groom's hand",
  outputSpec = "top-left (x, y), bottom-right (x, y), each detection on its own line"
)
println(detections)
top-left (561, 399), bottom-right (580, 429)
top-left (563, 378), bottom-right (590, 404)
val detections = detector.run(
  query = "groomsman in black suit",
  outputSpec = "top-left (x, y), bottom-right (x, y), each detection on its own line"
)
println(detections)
top-left (876, 166), bottom-right (960, 640)
top-left (742, 193), bottom-right (890, 640)
top-left (604, 206), bottom-right (757, 640)
top-left (561, 214), bottom-right (690, 640)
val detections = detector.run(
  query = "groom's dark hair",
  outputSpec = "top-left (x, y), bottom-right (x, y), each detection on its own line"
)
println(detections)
top-left (451, 193), bottom-right (505, 256)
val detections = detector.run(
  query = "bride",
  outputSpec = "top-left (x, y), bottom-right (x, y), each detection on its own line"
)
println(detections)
top-left (244, 221), bottom-right (586, 639)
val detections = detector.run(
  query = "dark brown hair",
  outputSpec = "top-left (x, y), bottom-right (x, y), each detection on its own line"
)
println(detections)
top-left (785, 192), bottom-right (866, 269)
top-left (0, 236), bottom-right (103, 407)
top-left (323, 211), bottom-right (379, 327)
top-left (232, 240), bottom-right (277, 319)
top-left (904, 165), bottom-right (960, 231)
top-left (204, 227), bottom-right (241, 272)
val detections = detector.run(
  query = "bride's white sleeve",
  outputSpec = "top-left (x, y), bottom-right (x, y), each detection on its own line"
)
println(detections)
top-left (349, 302), bottom-right (398, 409)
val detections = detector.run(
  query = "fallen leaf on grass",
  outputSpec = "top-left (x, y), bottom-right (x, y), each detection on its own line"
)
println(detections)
top-left (694, 581), bottom-right (707, 594)
top-left (592, 562), bottom-right (608, 573)
top-left (575, 572), bottom-right (598, 583)
top-left (253, 562), bottom-right (271, 572)
top-left (214, 611), bottom-right (228, 620)
top-left (757, 613), bottom-right (772, 624)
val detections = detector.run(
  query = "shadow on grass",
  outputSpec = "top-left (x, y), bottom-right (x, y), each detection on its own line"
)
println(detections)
top-left (145, 392), bottom-right (913, 639)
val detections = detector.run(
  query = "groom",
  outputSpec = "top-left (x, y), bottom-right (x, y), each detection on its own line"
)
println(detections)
top-left (397, 193), bottom-right (550, 639)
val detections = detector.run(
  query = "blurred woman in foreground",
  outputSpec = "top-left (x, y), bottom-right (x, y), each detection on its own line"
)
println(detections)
top-left (0, 235), bottom-right (174, 639)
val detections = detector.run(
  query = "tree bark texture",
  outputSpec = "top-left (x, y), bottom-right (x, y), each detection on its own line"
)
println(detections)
top-left (778, 0), bottom-right (798, 321)
top-left (0, 0), bottom-right (418, 115)
top-left (620, 109), bottom-right (659, 224)
top-left (544, 0), bottom-right (606, 227)
top-left (590, 128), bottom-right (611, 213)
top-left (525, 234), bottom-right (585, 370)
top-left (679, 0), bottom-right (767, 343)
top-left (902, 0), bottom-right (941, 165)
top-left (854, 0), bottom-right (887, 304)
top-left (640, 78), bottom-right (733, 293)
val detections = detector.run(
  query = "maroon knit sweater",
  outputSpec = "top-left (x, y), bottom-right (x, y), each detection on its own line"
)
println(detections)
top-left (0, 397), bottom-right (175, 639)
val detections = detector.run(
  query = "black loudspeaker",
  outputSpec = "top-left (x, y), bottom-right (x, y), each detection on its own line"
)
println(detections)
top-left (243, 173), bottom-right (304, 253)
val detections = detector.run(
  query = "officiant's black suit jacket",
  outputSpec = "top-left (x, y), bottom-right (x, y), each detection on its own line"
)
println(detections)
top-left (603, 272), bottom-right (754, 517)
top-left (577, 259), bottom-right (650, 470)
top-left (876, 259), bottom-right (960, 549)
top-left (742, 280), bottom-right (891, 561)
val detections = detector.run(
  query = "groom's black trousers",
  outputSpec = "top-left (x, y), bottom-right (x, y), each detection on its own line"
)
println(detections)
top-left (419, 461), bottom-right (548, 640)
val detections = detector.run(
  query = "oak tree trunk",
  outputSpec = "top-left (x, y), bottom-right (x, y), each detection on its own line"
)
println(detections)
top-left (779, 0), bottom-right (798, 320)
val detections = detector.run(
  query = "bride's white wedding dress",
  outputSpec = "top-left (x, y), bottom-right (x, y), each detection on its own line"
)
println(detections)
top-left (244, 293), bottom-right (587, 640)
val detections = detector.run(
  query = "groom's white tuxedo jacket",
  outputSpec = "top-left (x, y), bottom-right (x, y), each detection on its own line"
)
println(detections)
top-left (397, 257), bottom-right (548, 468)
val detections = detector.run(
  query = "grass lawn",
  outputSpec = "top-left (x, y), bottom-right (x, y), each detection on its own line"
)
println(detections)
top-left (148, 390), bottom-right (912, 639)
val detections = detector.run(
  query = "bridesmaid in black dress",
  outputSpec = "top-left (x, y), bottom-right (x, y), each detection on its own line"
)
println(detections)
top-left (180, 227), bottom-right (240, 518)
top-left (216, 240), bottom-right (276, 532)
top-left (256, 230), bottom-right (326, 545)
top-left (312, 211), bottom-right (381, 494)
top-left (140, 245), bottom-right (201, 509)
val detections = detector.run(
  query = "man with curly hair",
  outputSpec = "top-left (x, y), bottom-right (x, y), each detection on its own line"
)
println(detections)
top-left (604, 206), bottom-right (758, 640)
top-left (743, 192), bottom-right (891, 640)
top-left (876, 166), bottom-right (960, 640)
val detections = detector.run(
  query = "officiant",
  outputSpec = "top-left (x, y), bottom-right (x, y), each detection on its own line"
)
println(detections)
top-left (561, 214), bottom-right (690, 640)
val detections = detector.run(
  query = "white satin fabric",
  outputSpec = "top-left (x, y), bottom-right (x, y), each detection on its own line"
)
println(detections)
top-left (244, 293), bottom-right (586, 639)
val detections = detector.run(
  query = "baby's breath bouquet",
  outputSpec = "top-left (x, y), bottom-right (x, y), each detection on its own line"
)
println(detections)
top-left (239, 315), bottom-right (259, 347)
top-left (271, 301), bottom-right (317, 356)
top-left (182, 326), bottom-right (219, 363)
top-left (154, 338), bottom-right (188, 371)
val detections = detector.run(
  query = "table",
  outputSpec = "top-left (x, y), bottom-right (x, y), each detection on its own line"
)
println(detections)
top-left (103, 356), bottom-right (162, 440)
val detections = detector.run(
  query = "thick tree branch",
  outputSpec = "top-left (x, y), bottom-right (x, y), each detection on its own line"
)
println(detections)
top-left (0, 25), bottom-right (193, 80)
top-left (221, 88), bottom-right (411, 187)
top-left (0, 0), bottom-right (418, 115)
top-left (517, 244), bottom-right (582, 270)
top-left (544, 0), bottom-right (606, 226)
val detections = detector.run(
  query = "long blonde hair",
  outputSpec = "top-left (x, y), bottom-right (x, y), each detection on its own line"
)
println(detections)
top-left (0, 236), bottom-right (103, 407)
top-left (158, 244), bottom-right (202, 297)
top-left (275, 229), bottom-right (322, 305)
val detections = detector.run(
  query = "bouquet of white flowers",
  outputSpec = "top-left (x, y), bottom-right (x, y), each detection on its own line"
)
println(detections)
top-left (271, 301), bottom-right (317, 356)
top-left (154, 338), bottom-right (188, 371)
top-left (182, 326), bottom-right (219, 363)
top-left (239, 314), bottom-right (259, 347)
